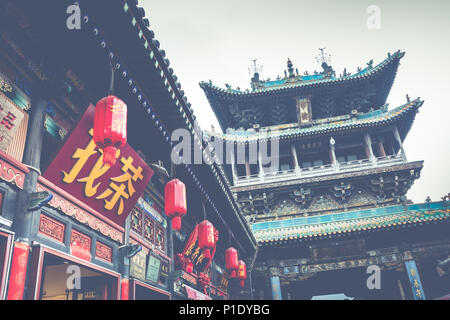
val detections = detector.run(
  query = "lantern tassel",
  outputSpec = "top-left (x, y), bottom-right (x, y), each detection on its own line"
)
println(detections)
top-left (172, 216), bottom-right (181, 230)
top-left (203, 249), bottom-right (211, 260)
top-left (240, 280), bottom-right (245, 287)
top-left (103, 146), bottom-right (117, 167)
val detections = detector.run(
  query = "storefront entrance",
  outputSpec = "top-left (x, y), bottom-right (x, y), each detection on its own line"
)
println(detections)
top-left (28, 246), bottom-right (120, 300)
top-left (0, 230), bottom-right (13, 300)
top-left (284, 267), bottom-right (403, 300)
top-left (131, 279), bottom-right (170, 300)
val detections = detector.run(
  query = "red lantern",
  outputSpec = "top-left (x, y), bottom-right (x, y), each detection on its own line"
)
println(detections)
top-left (198, 220), bottom-right (215, 260)
top-left (93, 95), bottom-right (127, 167)
top-left (225, 247), bottom-right (239, 278)
top-left (164, 179), bottom-right (187, 230)
top-left (238, 260), bottom-right (247, 287)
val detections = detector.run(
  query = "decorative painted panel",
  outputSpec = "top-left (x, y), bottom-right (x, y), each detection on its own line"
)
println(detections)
top-left (70, 229), bottom-right (91, 251)
top-left (95, 241), bottom-right (112, 263)
top-left (38, 214), bottom-right (65, 243)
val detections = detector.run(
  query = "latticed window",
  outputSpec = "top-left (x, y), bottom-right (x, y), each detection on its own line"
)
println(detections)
top-left (130, 205), bottom-right (166, 253)
top-left (130, 207), bottom-right (143, 235)
top-left (143, 214), bottom-right (155, 243)
top-left (155, 224), bottom-right (165, 252)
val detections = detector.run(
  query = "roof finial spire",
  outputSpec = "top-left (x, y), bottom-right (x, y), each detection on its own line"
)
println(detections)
top-left (249, 59), bottom-right (263, 90)
top-left (249, 59), bottom-right (263, 81)
top-left (315, 47), bottom-right (332, 68)
top-left (315, 48), bottom-right (334, 78)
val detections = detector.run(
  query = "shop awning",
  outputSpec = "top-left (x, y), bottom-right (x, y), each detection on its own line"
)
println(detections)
top-left (184, 285), bottom-right (212, 300)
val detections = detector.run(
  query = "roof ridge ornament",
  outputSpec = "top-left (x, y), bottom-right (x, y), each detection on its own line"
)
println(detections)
top-left (315, 48), bottom-right (335, 78)
top-left (287, 58), bottom-right (295, 77)
top-left (315, 48), bottom-right (331, 65)
top-left (249, 59), bottom-right (263, 90)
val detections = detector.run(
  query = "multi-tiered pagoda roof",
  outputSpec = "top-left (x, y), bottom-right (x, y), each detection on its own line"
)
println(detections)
top-left (201, 51), bottom-right (405, 131)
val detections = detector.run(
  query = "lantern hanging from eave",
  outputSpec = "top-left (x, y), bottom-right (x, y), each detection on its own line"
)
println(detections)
top-left (238, 260), bottom-right (247, 287)
top-left (225, 247), bottom-right (239, 278)
top-left (164, 179), bottom-right (187, 230)
top-left (198, 220), bottom-right (215, 260)
top-left (93, 95), bottom-right (127, 167)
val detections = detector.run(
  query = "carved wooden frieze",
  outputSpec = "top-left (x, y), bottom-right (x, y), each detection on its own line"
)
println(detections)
top-left (37, 183), bottom-right (123, 244)
top-left (38, 214), bottom-right (65, 243)
top-left (0, 154), bottom-right (26, 189)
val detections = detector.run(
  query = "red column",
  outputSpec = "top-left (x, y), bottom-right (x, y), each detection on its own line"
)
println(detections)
top-left (7, 242), bottom-right (30, 300)
top-left (120, 278), bottom-right (129, 300)
top-left (364, 145), bottom-right (371, 160)
top-left (378, 142), bottom-right (386, 158)
top-left (245, 162), bottom-right (251, 176)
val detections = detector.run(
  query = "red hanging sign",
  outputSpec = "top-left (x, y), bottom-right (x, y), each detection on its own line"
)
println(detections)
top-left (43, 104), bottom-right (153, 227)
top-left (179, 224), bottom-right (216, 273)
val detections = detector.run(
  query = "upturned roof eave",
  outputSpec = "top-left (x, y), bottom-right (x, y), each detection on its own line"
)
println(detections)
top-left (254, 201), bottom-right (450, 244)
top-left (204, 98), bottom-right (423, 143)
top-left (199, 51), bottom-right (404, 99)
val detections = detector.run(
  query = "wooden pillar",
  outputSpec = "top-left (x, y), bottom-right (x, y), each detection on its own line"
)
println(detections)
top-left (364, 133), bottom-right (376, 163)
top-left (9, 89), bottom-right (47, 300)
top-left (7, 242), bottom-right (30, 300)
top-left (245, 161), bottom-right (251, 177)
top-left (120, 278), bottom-right (130, 300)
top-left (119, 215), bottom-right (131, 300)
top-left (258, 147), bottom-right (265, 178)
top-left (229, 145), bottom-right (238, 184)
top-left (291, 144), bottom-right (300, 173)
top-left (378, 140), bottom-right (387, 158)
top-left (329, 137), bottom-right (338, 170)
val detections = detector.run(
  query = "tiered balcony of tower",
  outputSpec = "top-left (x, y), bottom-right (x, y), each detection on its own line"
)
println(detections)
top-left (204, 98), bottom-right (423, 191)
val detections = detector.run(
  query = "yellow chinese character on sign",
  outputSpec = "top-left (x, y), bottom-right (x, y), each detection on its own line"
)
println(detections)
top-left (63, 129), bottom-right (119, 198)
top-left (413, 279), bottom-right (420, 288)
top-left (410, 268), bottom-right (416, 276)
top-left (77, 149), bottom-right (119, 197)
top-left (96, 156), bottom-right (143, 215)
top-left (416, 289), bottom-right (422, 299)
top-left (63, 132), bottom-right (97, 183)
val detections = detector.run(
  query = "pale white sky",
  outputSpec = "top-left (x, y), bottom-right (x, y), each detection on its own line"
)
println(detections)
top-left (142, 0), bottom-right (450, 203)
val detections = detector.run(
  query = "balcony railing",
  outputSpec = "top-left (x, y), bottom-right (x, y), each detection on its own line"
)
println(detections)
top-left (233, 154), bottom-right (406, 187)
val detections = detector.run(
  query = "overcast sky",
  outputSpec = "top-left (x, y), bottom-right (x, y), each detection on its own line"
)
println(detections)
top-left (141, 0), bottom-right (450, 203)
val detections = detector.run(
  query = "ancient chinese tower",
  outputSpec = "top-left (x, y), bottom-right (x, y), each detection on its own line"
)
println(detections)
top-left (200, 51), bottom-right (450, 300)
